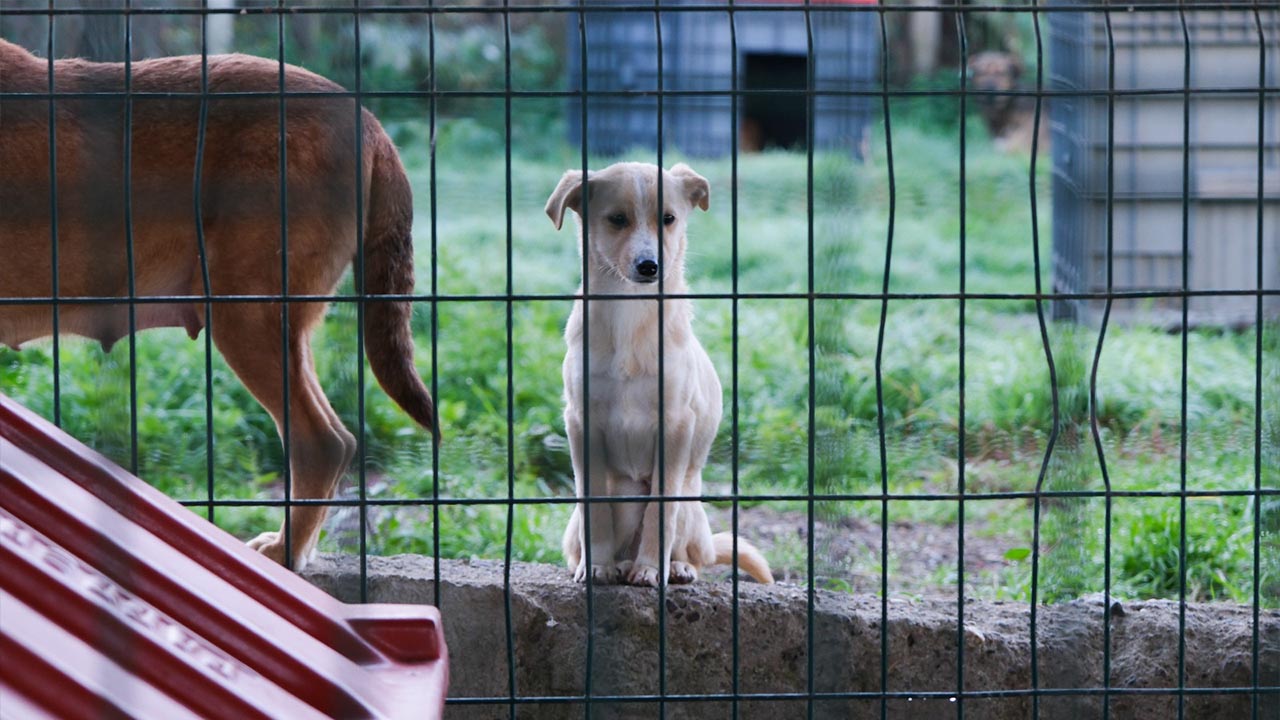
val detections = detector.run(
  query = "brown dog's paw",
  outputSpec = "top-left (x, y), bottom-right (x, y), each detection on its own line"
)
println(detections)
top-left (247, 531), bottom-right (313, 572)
top-left (669, 561), bottom-right (698, 585)
top-left (247, 530), bottom-right (287, 560)
top-left (626, 563), bottom-right (661, 587)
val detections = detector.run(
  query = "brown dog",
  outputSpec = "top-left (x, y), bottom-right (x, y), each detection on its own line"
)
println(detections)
top-left (967, 50), bottom-right (1050, 155)
top-left (0, 39), bottom-right (436, 571)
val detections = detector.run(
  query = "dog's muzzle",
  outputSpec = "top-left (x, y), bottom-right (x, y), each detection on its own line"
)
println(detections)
top-left (634, 258), bottom-right (659, 283)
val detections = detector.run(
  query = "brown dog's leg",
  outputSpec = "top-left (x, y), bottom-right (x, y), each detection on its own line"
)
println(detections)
top-left (212, 301), bottom-right (356, 570)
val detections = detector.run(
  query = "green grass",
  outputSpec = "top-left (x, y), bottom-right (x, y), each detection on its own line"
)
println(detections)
top-left (2, 119), bottom-right (1276, 605)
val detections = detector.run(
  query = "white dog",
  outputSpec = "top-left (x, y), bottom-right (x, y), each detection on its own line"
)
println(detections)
top-left (546, 162), bottom-right (773, 587)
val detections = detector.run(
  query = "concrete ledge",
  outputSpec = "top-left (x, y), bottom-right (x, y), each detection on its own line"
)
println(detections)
top-left (303, 553), bottom-right (1279, 720)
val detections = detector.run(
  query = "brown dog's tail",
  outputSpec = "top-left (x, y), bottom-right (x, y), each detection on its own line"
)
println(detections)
top-left (712, 532), bottom-right (775, 584)
top-left (361, 113), bottom-right (438, 441)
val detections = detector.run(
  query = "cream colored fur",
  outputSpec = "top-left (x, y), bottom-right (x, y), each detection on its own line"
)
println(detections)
top-left (545, 162), bottom-right (773, 586)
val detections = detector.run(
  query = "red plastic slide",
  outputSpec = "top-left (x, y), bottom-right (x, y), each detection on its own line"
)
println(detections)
top-left (0, 393), bottom-right (447, 719)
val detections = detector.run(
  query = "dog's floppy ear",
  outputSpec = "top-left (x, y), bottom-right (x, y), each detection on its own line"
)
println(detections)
top-left (546, 169), bottom-right (588, 230)
top-left (670, 163), bottom-right (710, 212)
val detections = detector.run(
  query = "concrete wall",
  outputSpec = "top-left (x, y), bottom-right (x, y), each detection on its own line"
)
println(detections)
top-left (303, 554), bottom-right (1279, 720)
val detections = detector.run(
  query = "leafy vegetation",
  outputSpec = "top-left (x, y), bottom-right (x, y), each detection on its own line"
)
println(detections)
top-left (2, 113), bottom-right (1275, 606)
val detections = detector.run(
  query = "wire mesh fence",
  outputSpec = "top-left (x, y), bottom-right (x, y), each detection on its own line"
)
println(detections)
top-left (1, 0), bottom-right (1278, 716)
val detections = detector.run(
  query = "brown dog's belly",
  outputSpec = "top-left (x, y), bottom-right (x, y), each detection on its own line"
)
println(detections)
top-left (0, 175), bottom-right (206, 351)
top-left (0, 303), bottom-right (200, 352)
top-left (0, 278), bottom-right (203, 353)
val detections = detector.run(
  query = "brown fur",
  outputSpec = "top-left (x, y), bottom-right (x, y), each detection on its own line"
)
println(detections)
top-left (0, 39), bottom-right (436, 570)
top-left (967, 50), bottom-right (1050, 155)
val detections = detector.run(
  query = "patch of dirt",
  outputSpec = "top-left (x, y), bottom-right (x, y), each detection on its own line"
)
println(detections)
top-left (317, 474), bottom-right (1029, 600)
top-left (704, 502), bottom-right (1027, 598)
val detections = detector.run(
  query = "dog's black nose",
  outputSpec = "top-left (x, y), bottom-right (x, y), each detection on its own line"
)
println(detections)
top-left (636, 259), bottom-right (659, 278)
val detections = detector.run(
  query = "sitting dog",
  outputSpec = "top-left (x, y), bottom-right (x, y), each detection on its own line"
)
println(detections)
top-left (546, 162), bottom-right (773, 587)
top-left (967, 50), bottom-right (1050, 155)
top-left (0, 39), bottom-right (436, 571)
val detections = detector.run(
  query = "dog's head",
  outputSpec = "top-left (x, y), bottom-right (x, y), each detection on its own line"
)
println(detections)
top-left (545, 162), bottom-right (709, 287)
top-left (967, 50), bottom-right (1024, 119)
top-left (967, 50), bottom-right (1023, 94)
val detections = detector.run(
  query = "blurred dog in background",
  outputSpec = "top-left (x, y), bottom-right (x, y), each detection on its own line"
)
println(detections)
top-left (968, 50), bottom-right (1051, 155)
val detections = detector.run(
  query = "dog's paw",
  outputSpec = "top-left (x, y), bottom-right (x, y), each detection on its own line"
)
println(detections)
top-left (573, 561), bottom-right (619, 584)
top-left (626, 563), bottom-right (662, 587)
top-left (591, 563), bottom-right (620, 584)
top-left (669, 561), bottom-right (698, 585)
top-left (247, 531), bottom-right (314, 572)
top-left (247, 530), bottom-right (287, 561)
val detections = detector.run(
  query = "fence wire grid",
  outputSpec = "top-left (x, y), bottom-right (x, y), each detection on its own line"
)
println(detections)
top-left (1, 0), bottom-right (1279, 717)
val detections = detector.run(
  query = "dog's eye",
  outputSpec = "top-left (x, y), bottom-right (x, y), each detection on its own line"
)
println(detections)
top-left (662, 213), bottom-right (675, 226)
top-left (607, 213), bottom-right (628, 228)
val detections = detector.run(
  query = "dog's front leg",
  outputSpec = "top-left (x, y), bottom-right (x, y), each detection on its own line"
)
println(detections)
top-left (566, 415), bottom-right (619, 584)
top-left (628, 422), bottom-right (695, 587)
